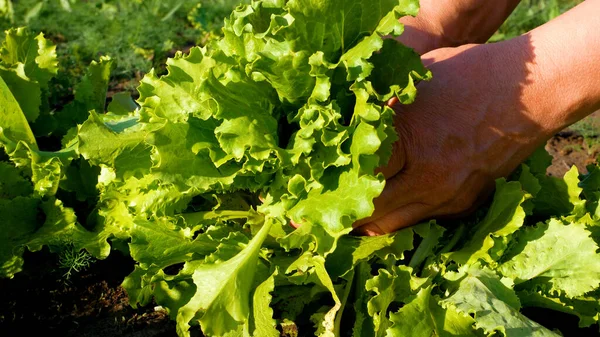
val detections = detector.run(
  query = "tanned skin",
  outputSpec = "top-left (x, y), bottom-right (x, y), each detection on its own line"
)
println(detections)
top-left (355, 0), bottom-right (600, 235)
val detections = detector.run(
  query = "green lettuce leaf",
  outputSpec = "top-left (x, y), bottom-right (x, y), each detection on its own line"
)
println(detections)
top-left (366, 265), bottom-right (427, 336)
top-left (252, 269), bottom-right (279, 337)
top-left (441, 267), bottom-right (559, 337)
top-left (387, 286), bottom-right (479, 337)
top-left (53, 56), bottom-right (113, 135)
top-left (531, 167), bottom-right (585, 218)
top-left (0, 74), bottom-right (37, 148)
top-left (326, 228), bottom-right (414, 279)
top-left (517, 290), bottom-right (600, 328)
top-left (0, 196), bottom-right (89, 278)
top-left (149, 219), bottom-right (273, 337)
top-left (499, 218), bottom-right (600, 298)
top-left (0, 27), bottom-right (58, 122)
top-left (447, 180), bottom-right (528, 265)
top-left (351, 262), bottom-right (376, 337)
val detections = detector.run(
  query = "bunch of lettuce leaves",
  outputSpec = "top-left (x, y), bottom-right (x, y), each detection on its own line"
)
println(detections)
top-left (2, 1), bottom-right (600, 336)
top-left (0, 26), bottom-right (113, 277)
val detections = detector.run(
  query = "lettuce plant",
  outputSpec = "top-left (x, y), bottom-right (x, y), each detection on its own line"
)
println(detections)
top-left (1, 1), bottom-right (600, 337)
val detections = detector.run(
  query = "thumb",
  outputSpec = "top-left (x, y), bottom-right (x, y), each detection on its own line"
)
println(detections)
top-left (353, 202), bottom-right (434, 236)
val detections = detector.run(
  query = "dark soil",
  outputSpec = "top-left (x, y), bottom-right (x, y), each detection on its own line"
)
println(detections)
top-left (546, 111), bottom-right (600, 177)
top-left (546, 131), bottom-right (600, 177)
top-left (0, 249), bottom-right (180, 337)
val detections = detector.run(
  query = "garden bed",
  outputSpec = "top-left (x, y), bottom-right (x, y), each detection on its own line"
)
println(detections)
top-left (2, 129), bottom-right (599, 337)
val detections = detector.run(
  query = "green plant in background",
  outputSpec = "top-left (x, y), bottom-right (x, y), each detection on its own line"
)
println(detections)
top-left (571, 119), bottom-right (600, 139)
top-left (1, 0), bottom-right (195, 93)
top-left (0, 0), bottom-right (13, 22)
top-left (491, 0), bottom-right (582, 41)
top-left (570, 119), bottom-right (600, 155)
top-left (0, 0), bottom-right (246, 106)
top-left (188, 0), bottom-right (250, 33)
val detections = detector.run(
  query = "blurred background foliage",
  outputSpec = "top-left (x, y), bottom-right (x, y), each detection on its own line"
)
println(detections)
top-left (0, 0), bottom-right (249, 99)
top-left (491, 0), bottom-right (582, 41)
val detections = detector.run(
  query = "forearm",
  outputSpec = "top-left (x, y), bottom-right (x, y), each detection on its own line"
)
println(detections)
top-left (504, 0), bottom-right (600, 136)
top-left (409, 0), bottom-right (600, 179)
top-left (399, 0), bottom-right (521, 54)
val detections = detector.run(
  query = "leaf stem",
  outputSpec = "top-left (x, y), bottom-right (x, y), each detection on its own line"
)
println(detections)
top-left (182, 210), bottom-right (257, 227)
top-left (333, 269), bottom-right (355, 337)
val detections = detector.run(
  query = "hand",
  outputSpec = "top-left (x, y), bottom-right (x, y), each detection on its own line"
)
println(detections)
top-left (355, 0), bottom-right (600, 235)
top-left (354, 42), bottom-right (554, 235)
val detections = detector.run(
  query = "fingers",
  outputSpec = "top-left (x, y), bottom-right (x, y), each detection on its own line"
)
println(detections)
top-left (376, 137), bottom-right (406, 178)
top-left (355, 169), bottom-right (425, 227)
top-left (354, 202), bottom-right (435, 236)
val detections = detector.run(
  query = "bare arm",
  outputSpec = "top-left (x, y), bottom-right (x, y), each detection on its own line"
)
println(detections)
top-left (522, 0), bottom-right (600, 132)
top-left (398, 0), bottom-right (522, 54)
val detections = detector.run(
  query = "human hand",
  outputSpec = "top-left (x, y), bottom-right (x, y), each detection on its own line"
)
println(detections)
top-left (357, 0), bottom-right (600, 235)
top-left (356, 0), bottom-right (600, 235)
top-left (353, 41), bottom-right (555, 235)
top-left (290, 0), bottom-right (600, 235)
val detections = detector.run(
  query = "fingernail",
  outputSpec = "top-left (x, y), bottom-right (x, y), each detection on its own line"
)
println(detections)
top-left (387, 97), bottom-right (399, 107)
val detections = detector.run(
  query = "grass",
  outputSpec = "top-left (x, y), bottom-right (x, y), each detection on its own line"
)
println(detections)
top-left (491, 0), bottom-right (583, 42)
top-left (570, 117), bottom-right (600, 154)
top-left (0, 0), bottom-right (248, 99)
top-left (570, 117), bottom-right (600, 139)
